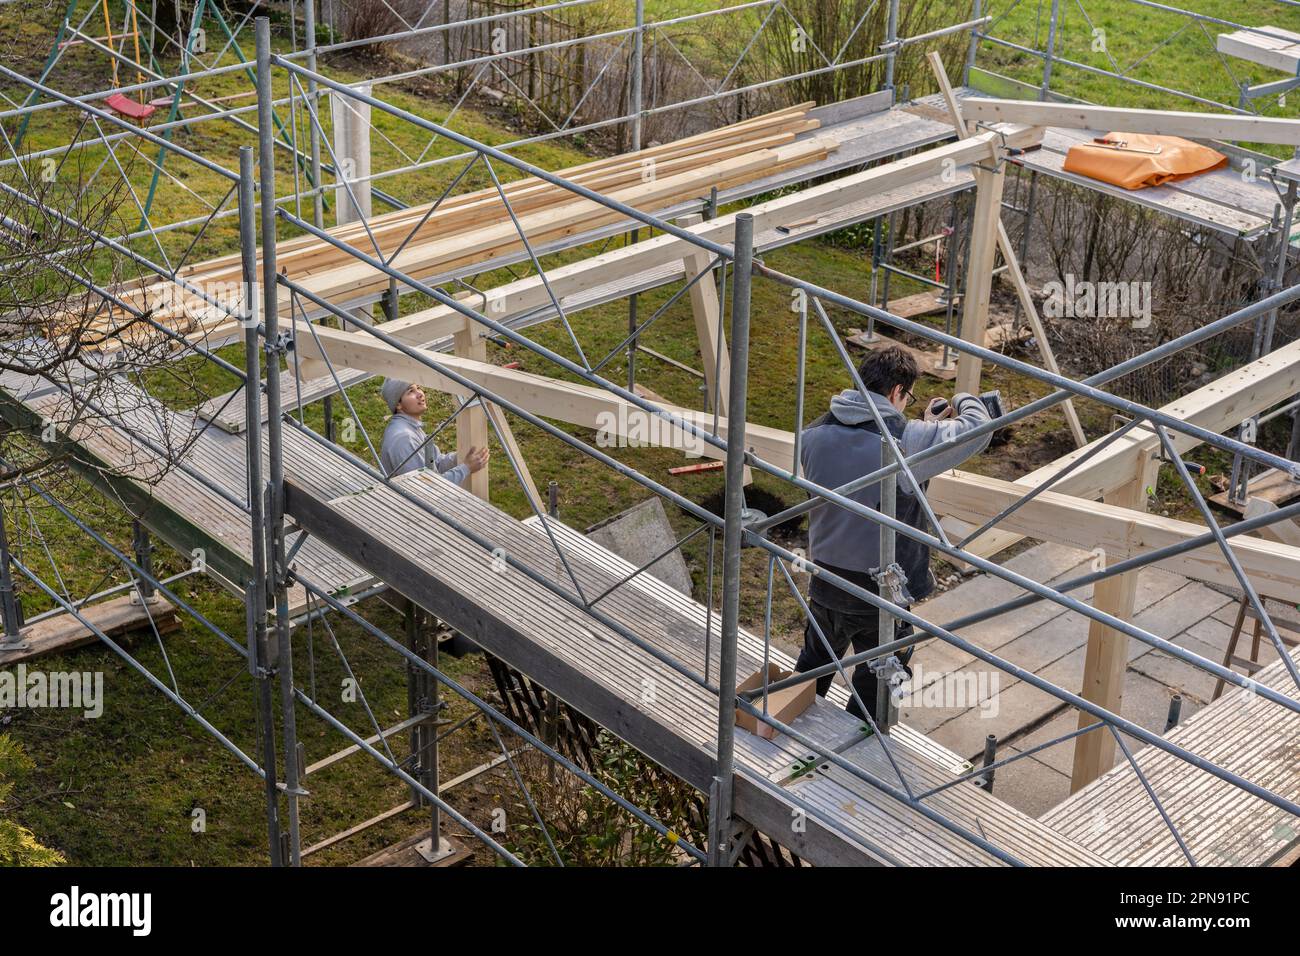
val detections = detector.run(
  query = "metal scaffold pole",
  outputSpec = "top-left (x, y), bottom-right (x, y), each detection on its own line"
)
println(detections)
top-left (626, 0), bottom-right (645, 393)
top-left (303, 0), bottom-right (335, 439)
top-left (412, 604), bottom-right (446, 861)
top-left (884, 0), bottom-right (900, 95)
top-left (239, 144), bottom-right (285, 867)
top-left (0, 491), bottom-right (25, 649)
top-left (257, 16), bottom-right (304, 867)
top-left (964, 0), bottom-right (982, 86)
top-left (631, 0), bottom-right (644, 153)
top-left (707, 212), bottom-right (753, 867)
top-left (1233, 179), bottom-right (1298, 504)
top-left (304, 0), bottom-right (326, 230)
top-left (875, 444), bottom-right (898, 729)
top-left (1041, 0), bottom-right (1061, 100)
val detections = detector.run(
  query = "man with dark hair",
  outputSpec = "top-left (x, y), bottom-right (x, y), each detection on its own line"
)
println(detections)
top-left (795, 345), bottom-right (992, 723)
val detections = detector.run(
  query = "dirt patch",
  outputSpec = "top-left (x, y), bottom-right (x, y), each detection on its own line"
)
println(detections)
top-left (697, 484), bottom-right (806, 548)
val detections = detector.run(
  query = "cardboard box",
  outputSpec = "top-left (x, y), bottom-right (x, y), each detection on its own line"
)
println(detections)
top-left (734, 663), bottom-right (816, 741)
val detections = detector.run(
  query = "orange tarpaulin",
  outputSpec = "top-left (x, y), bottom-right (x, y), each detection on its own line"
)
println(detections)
top-left (1063, 132), bottom-right (1227, 190)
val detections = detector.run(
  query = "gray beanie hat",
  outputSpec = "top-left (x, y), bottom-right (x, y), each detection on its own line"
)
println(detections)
top-left (381, 378), bottom-right (411, 411)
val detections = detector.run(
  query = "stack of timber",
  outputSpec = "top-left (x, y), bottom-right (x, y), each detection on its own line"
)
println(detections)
top-left (86, 106), bottom-right (835, 349)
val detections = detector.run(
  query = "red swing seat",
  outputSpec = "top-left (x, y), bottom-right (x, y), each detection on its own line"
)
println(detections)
top-left (105, 92), bottom-right (157, 121)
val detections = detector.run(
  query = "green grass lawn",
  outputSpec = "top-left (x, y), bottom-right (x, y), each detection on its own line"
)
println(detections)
top-left (975, 1), bottom-right (1300, 127)
top-left (0, 1), bottom-right (1272, 865)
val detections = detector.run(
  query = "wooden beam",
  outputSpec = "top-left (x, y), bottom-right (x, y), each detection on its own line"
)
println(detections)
top-left (1070, 454), bottom-right (1160, 793)
top-left (0, 593), bottom-right (180, 666)
top-left (331, 84), bottom-right (373, 224)
top-left (960, 97), bottom-right (1300, 147)
top-left (295, 324), bottom-right (1300, 595)
top-left (1217, 27), bottom-right (1300, 76)
top-left (957, 164), bottom-right (1005, 394)
top-left (926, 471), bottom-right (1300, 594)
top-left (172, 105), bottom-right (818, 277)
top-left (128, 135), bottom-right (836, 341)
top-left (483, 400), bottom-right (542, 512)
top-left (961, 335), bottom-right (1300, 558)
top-left (293, 324), bottom-right (794, 467)
top-left (452, 316), bottom-right (490, 501)
top-left (278, 126), bottom-right (1035, 384)
top-left (678, 213), bottom-right (731, 415)
top-left (678, 213), bottom-right (752, 485)
top-left (1245, 496), bottom-right (1300, 548)
top-left (108, 108), bottom-right (826, 327)
top-left (993, 216), bottom-right (1087, 448)
top-left (924, 51), bottom-right (1086, 447)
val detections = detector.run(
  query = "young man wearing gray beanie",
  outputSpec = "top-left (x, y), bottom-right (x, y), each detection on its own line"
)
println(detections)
top-left (379, 378), bottom-right (489, 483)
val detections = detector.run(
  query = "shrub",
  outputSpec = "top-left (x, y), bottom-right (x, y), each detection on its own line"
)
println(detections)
top-left (0, 734), bottom-right (64, 866)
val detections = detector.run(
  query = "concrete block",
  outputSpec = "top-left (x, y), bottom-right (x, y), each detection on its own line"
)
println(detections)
top-left (585, 497), bottom-right (693, 596)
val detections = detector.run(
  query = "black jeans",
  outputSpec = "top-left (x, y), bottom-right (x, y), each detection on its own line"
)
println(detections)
top-left (795, 599), bottom-right (913, 723)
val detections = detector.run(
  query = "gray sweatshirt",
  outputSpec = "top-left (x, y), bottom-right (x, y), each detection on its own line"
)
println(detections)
top-left (824, 389), bottom-right (993, 492)
top-left (380, 412), bottom-right (469, 485)
top-left (801, 389), bottom-right (992, 608)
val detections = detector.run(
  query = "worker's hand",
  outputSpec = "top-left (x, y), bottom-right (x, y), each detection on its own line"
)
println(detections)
top-left (924, 396), bottom-right (954, 422)
top-left (465, 447), bottom-right (490, 474)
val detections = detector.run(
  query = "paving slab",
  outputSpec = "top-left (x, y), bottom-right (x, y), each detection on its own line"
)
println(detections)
top-left (917, 542), bottom-right (1090, 625)
top-left (1182, 615), bottom-right (1239, 655)
top-left (928, 680), bottom-right (1065, 759)
top-left (996, 608), bottom-right (1092, 674)
top-left (956, 594), bottom-right (1074, 654)
top-left (1129, 646), bottom-right (1221, 704)
top-left (1129, 581), bottom-right (1233, 643)
top-left (1114, 670), bottom-right (1204, 752)
top-left (1013, 710), bottom-right (1083, 777)
top-left (996, 745), bottom-right (1073, 819)
top-left (847, 542), bottom-right (1262, 820)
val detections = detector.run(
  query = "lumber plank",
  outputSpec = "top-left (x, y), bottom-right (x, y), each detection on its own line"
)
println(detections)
top-left (961, 97), bottom-right (1300, 147)
top-left (370, 126), bottom-right (1041, 348)
top-left (0, 594), bottom-right (180, 666)
top-left (89, 108), bottom-right (824, 336)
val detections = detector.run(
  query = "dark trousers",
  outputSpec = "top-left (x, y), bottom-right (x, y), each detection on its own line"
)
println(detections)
top-left (795, 599), bottom-right (913, 723)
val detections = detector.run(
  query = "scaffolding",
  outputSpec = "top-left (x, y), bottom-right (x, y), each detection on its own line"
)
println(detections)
top-left (0, 2), bottom-right (1299, 866)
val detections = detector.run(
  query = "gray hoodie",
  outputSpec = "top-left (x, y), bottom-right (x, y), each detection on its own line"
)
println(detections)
top-left (801, 388), bottom-right (992, 609)
top-left (825, 389), bottom-right (993, 490)
top-left (380, 412), bottom-right (469, 485)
